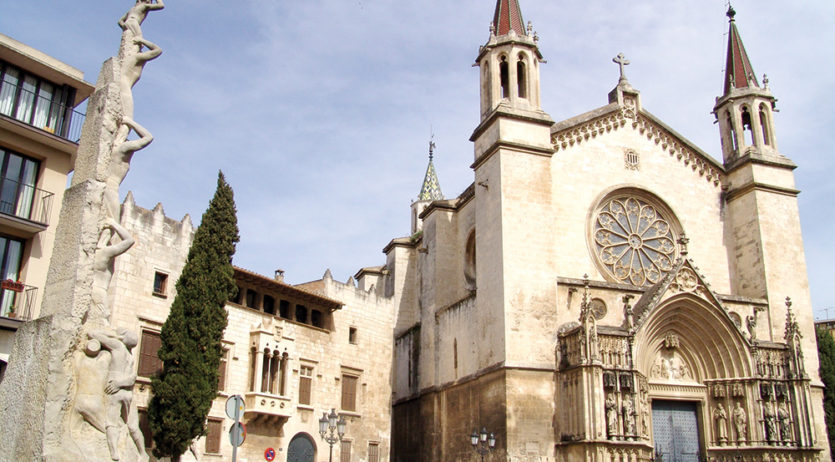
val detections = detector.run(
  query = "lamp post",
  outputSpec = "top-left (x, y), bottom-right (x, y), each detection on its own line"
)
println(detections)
top-left (319, 408), bottom-right (347, 462)
top-left (469, 427), bottom-right (496, 461)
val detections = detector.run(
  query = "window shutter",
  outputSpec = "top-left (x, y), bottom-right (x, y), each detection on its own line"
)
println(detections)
top-left (368, 442), bottom-right (379, 462)
top-left (299, 376), bottom-right (311, 405)
top-left (206, 418), bottom-right (222, 454)
top-left (341, 375), bottom-right (357, 412)
top-left (340, 440), bottom-right (351, 462)
top-left (217, 353), bottom-right (227, 391)
top-left (138, 331), bottom-right (162, 377)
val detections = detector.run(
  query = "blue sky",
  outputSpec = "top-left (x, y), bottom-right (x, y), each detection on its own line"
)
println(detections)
top-left (3, 1), bottom-right (833, 316)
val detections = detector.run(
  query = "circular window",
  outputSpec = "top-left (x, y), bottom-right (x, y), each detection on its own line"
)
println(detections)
top-left (591, 194), bottom-right (679, 286)
top-left (589, 298), bottom-right (607, 320)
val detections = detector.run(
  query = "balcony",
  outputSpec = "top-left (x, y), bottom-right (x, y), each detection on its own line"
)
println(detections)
top-left (0, 178), bottom-right (53, 235)
top-left (0, 283), bottom-right (37, 322)
top-left (0, 82), bottom-right (85, 143)
top-left (244, 392), bottom-right (292, 425)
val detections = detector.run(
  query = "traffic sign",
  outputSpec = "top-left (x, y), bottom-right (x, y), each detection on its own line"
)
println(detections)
top-left (226, 395), bottom-right (245, 420)
top-left (264, 447), bottom-right (276, 461)
top-left (229, 422), bottom-right (246, 447)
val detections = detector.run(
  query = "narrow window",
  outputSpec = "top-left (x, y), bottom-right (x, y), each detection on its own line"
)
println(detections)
top-left (341, 374), bottom-right (358, 412)
top-left (499, 56), bottom-right (509, 99)
top-left (205, 418), bottom-right (223, 454)
top-left (453, 338), bottom-right (458, 372)
top-left (295, 305), bottom-right (308, 324)
top-left (368, 442), bottom-right (380, 462)
top-left (0, 234), bottom-right (25, 317)
top-left (269, 353), bottom-right (280, 394)
top-left (279, 299), bottom-right (290, 318)
top-left (137, 330), bottom-right (162, 377)
top-left (341, 440), bottom-right (352, 462)
top-left (248, 347), bottom-right (257, 391)
top-left (349, 327), bottom-right (358, 345)
top-left (299, 365), bottom-right (313, 405)
top-left (311, 309), bottom-right (323, 328)
top-left (759, 104), bottom-right (770, 146)
top-left (726, 111), bottom-right (738, 152)
top-left (741, 106), bottom-right (754, 147)
top-left (217, 348), bottom-right (228, 391)
top-left (279, 352), bottom-right (288, 395)
top-left (263, 294), bottom-right (276, 315)
top-left (152, 271), bottom-right (168, 296)
top-left (230, 286), bottom-right (243, 304)
top-left (517, 56), bottom-right (527, 99)
top-left (245, 289), bottom-right (257, 308)
top-left (261, 349), bottom-right (271, 393)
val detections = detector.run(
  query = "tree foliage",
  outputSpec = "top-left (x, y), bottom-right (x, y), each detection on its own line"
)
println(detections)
top-left (148, 172), bottom-right (239, 460)
top-left (816, 327), bottom-right (835, 458)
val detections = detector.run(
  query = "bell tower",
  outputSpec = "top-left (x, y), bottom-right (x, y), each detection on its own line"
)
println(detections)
top-left (713, 6), bottom-right (780, 165)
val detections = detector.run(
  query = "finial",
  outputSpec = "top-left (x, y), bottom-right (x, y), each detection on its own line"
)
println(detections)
top-left (490, 21), bottom-right (496, 36)
top-left (533, 31), bottom-right (539, 43)
top-left (429, 135), bottom-right (436, 162)
top-left (727, 4), bottom-right (736, 21)
top-left (527, 21), bottom-right (533, 36)
top-left (763, 74), bottom-right (769, 89)
top-left (613, 53), bottom-right (630, 83)
top-left (785, 296), bottom-right (792, 310)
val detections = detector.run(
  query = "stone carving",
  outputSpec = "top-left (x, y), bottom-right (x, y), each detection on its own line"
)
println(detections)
top-left (778, 401), bottom-right (792, 443)
top-left (663, 332), bottom-right (680, 350)
top-left (91, 219), bottom-right (135, 320)
top-left (606, 394), bottom-right (619, 439)
top-left (764, 401), bottom-right (778, 444)
top-left (593, 196), bottom-right (676, 286)
top-left (650, 354), bottom-right (692, 382)
top-left (622, 396), bottom-right (636, 438)
top-left (713, 403), bottom-right (728, 445)
top-left (578, 277), bottom-right (600, 364)
top-left (784, 297), bottom-right (806, 378)
top-left (732, 382), bottom-right (745, 398)
top-left (119, 0), bottom-right (165, 39)
top-left (746, 309), bottom-right (758, 340)
top-left (713, 384), bottom-right (726, 398)
top-left (105, 118), bottom-right (153, 220)
top-left (88, 327), bottom-right (146, 460)
top-left (623, 294), bottom-right (635, 330)
top-left (72, 338), bottom-right (112, 433)
top-left (733, 401), bottom-right (748, 444)
top-left (118, 36), bottom-right (161, 123)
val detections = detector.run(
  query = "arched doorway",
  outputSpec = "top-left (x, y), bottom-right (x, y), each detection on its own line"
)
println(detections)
top-left (287, 433), bottom-right (316, 462)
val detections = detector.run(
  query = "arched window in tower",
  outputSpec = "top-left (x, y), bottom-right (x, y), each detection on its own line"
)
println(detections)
top-left (726, 111), bottom-right (738, 152)
top-left (741, 106), bottom-right (754, 147)
top-left (499, 56), bottom-right (509, 99)
top-left (464, 230), bottom-right (476, 289)
top-left (517, 54), bottom-right (527, 99)
top-left (759, 103), bottom-right (770, 146)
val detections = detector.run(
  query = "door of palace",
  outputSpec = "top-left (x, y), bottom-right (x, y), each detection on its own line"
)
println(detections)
top-left (287, 433), bottom-right (316, 462)
top-left (651, 401), bottom-right (701, 462)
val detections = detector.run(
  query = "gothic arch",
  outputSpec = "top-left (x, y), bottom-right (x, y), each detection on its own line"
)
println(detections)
top-left (634, 293), bottom-right (754, 382)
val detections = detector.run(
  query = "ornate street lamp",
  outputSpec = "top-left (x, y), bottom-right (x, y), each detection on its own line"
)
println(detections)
top-left (470, 427), bottom-right (496, 461)
top-left (319, 408), bottom-right (347, 462)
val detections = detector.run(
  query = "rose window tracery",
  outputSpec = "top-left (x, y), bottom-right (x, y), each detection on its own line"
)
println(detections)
top-left (592, 196), bottom-right (678, 286)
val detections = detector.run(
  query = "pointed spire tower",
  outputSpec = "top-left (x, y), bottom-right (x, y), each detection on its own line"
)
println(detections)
top-left (411, 138), bottom-right (444, 235)
top-left (713, 6), bottom-right (781, 165)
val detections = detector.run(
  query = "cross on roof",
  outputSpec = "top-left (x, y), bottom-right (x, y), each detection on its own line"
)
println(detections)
top-left (613, 53), bottom-right (630, 82)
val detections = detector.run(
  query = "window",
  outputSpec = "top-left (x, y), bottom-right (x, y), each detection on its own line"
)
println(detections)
top-left (279, 299), bottom-right (290, 318)
top-left (759, 104), bottom-right (770, 146)
top-left (499, 56), bottom-right (509, 99)
top-left (137, 330), bottom-right (163, 377)
top-left (341, 374), bottom-right (358, 412)
top-left (263, 294), bottom-right (276, 315)
top-left (368, 442), bottom-right (380, 462)
top-left (0, 147), bottom-right (41, 223)
top-left (205, 418), bottom-right (222, 454)
top-left (0, 235), bottom-right (25, 317)
top-left (311, 309), bottom-right (323, 328)
top-left (340, 440), bottom-right (352, 462)
top-left (260, 350), bottom-right (288, 395)
top-left (245, 289), bottom-right (257, 308)
top-left (741, 106), bottom-right (754, 146)
top-left (0, 60), bottom-right (76, 137)
top-left (230, 285), bottom-right (243, 304)
top-left (295, 304), bottom-right (308, 324)
top-left (152, 271), bottom-right (168, 296)
top-left (517, 55), bottom-right (527, 99)
top-left (299, 365), bottom-right (313, 405)
top-left (217, 348), bottom-right (228, 391)
top-left (349, 327), bottom-right (358, 345)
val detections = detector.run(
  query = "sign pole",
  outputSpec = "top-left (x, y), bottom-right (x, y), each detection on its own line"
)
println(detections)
top-left (232, 398), bottom-right (240, 462)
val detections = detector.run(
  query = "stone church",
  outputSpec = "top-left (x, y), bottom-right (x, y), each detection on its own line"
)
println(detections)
top-left (376, 0), bottom-right (829, 460)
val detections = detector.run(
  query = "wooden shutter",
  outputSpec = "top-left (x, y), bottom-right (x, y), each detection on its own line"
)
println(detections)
top-left (138, 408), bottom-right (153, 449)
top-left (217, 351), bottom-right (227, 391)
top-left (138, 331), bottom-right (162, 377)
top-left (341, 375), bottom-right (357, 412)
top-left (340, 440), bottom-right (351, 462)
top-left (205, 418), bottom-right (222, 454)
top-left (368, 442), bottom-right (379, 462)
top-left (299, 375), bottom-right (312, 405)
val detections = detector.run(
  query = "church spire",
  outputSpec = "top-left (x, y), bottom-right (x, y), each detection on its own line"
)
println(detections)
top-left (492, 0), bottom-right (526, 37)
top-left (417, 138), bottom-right (443, 201)
top-left (723, 5), bottom-right (759, 95)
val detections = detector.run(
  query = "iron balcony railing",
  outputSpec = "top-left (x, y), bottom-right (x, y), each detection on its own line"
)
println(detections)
top-left (0, 82), bottom-right (86, 143)
top-left (0, 178), bottom-right (54, 225)
top-left (0, 283), bottom-right (38, 322)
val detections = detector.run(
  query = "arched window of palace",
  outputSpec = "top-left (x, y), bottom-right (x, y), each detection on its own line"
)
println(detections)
top-left (516, 54), bottom-right (527, 99)
top-left (499, 55), bottom-right (509, 99)
top-left (590, 190), bottom-right (681, 286)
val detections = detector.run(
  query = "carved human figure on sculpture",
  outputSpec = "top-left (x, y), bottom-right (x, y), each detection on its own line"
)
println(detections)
top-left (119, 36), bottom-right (161, 120)
top-left (72, 338), bottom-right (112, 433)
top-left (622, 396), bottom-right (636, 438)
top-left (88, 327), bottom-right (146, 461)
top-left (91, 220), bottom-right (135, 320)
top-left (713, 403), bottom-right (728, 445)
top-left (105, 118), bottom-right (153, 220)
top-left (777, 402), bottom-right (792, 443)
top-left (764, 401), bottom-right (778, 443)
top-left (606, 394), bottom-right (619, 438)
top-left (118, 0), bottom-right (164, 39)
top-left (733, 401), bottom-right (747, 444)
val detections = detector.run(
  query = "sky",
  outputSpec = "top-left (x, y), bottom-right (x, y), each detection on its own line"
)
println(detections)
top-left (2, 1), bottom-right (833, 316)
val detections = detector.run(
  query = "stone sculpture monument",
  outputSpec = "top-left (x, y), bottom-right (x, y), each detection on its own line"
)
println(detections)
top-left (0, 2), bottom-right (163, 460)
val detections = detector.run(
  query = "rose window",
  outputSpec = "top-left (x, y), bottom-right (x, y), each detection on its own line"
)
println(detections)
top-left (592, 196), bottom-right (678, 286)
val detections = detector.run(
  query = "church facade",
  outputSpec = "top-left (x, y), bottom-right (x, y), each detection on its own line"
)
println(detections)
top-left (381, 1), bottom-right (829, 461)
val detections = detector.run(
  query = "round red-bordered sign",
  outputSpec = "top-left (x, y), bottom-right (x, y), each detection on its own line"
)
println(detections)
top-left (265, 447), bottom-right (276, 461)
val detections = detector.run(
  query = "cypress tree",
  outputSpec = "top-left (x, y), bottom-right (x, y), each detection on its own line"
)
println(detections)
top-left (816, 327), bottom-right (835, 459)
top-left (148, 172), bottom-right (239, 460)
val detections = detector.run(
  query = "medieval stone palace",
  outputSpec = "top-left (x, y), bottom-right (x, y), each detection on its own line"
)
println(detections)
top-left (0, 0), bottom-right (828, 461)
